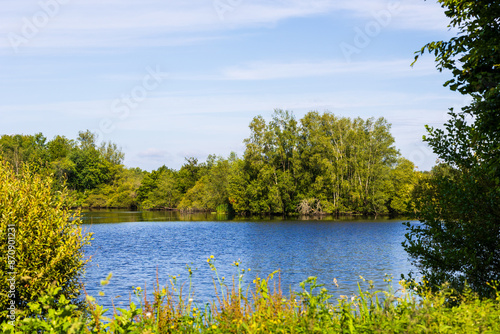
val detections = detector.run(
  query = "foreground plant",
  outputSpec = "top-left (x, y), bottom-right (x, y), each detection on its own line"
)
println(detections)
top-left (0, 160), bottom-right (92, 322)
top-left (2, 259), bottom-right (500, 333)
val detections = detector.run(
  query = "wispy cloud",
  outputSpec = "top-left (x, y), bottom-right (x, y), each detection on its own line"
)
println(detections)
top-left (0, 0), bottom-right (448, 51)
top-left (137, 148), bottom-right (171, 159)
top-left (327, 0), bottom-right (448, 31)
top-left (219, 58), bottom-right (437, 81)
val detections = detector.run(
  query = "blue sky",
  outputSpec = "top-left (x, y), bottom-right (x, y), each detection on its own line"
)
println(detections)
top-left (1, 0), bottom-right (466, 171)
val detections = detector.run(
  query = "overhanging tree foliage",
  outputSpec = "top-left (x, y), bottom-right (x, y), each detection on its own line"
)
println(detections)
top-left (404, 0), bottom-right (500, 297)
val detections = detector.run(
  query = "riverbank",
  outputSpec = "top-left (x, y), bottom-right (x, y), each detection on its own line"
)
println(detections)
top-left (3, 262), bottom-right (499, 333)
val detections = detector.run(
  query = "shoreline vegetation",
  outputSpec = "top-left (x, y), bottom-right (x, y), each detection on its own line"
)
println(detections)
top-left (3, 257), bottom-right (500, 333)
top-left (0, 110), bottom-right (422, 218)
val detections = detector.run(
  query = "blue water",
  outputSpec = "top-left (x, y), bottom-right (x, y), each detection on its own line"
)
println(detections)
top-left (81, 211), bottom-right (416, 310)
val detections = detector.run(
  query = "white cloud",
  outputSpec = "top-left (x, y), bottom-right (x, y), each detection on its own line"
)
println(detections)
top-left (0, 0), bottom-right (449, 51)
top-left (219, 58), bottom-right (436, 81)
top-left (329, 0), bottom-right (448, 30)
top-left (137, 148), bottom-right (171, 159)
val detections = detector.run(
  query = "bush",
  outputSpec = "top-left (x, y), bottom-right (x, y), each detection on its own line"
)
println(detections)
top-left (0, 160), bottom-right (92, 321)
top-left (405, 164), bottom-right (500, 297)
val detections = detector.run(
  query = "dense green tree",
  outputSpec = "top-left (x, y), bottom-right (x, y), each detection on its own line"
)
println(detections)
top-left (404, 0), bottom-right (500, 297)
top-left (66, 131), bottom-right (114, 191)
top-left (230, 110), bottom-right (402, 215)
top-left (0, 122), bottom-right (417, 214)
top-left (46, 136), bottom-right (77, 186)
top-left (136, 165), bottom-right (170, 206)
top-left (179, 155), bottom-right (233, 212)
top-left (234, 110), bottom-right (300, 215)
top-left (176, 157), bottom-right (207, 194)
top-left (202, 156), bottom-right (232, 210)
top-left (141, 168), bottom-right (181, 209)
top-left (85, 167), bottom-right (144, 209)
top-left (47, 135), bottom-right (74, 161)
top-left (227, 158), bottom-right (252, 213)
top-left (387, 158), bottom-right (419, 215)
top-left (0, 131), bottom-right (132, 208)
top-left (296, 112), bottom-right (399, 215)
top-left (0, 133), bottom-right (48, 173)
top-left (99, 141), bottom-right (125, 165)
top-left (178, 177), bottom-right (209, 211)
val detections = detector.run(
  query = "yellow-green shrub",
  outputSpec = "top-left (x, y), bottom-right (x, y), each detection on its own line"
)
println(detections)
top-left (0, 159), bottom-right (92, 320)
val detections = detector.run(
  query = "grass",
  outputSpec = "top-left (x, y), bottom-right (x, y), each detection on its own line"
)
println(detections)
top-left (2, 257), bottom-right (500, 333)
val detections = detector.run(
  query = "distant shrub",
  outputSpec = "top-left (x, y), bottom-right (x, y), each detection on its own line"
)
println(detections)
top-left (0, 159), bottom-right (92, 320)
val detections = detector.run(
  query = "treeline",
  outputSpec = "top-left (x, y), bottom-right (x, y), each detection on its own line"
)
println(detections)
top-left (0, 110), bottom-right (421, 216)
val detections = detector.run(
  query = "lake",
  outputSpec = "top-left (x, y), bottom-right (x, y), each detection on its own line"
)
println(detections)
top-left (81, 210), bottom-right (417, 310)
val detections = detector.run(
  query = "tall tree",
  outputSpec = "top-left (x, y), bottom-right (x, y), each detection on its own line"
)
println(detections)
top-left (66, 131), bottom-right (115, 191)
top-left (232, 110), bottom-right (401, 215)
top-left (238, 110), bottom-right (300, 215)
top-left (177, 157), bottom-right (206, 194)
top-left (297, 112), bottom-right (399, 215)
top-left (404, 0), bottom-right (500, 297)
top-left (0, 133), bottom-right (48, 173)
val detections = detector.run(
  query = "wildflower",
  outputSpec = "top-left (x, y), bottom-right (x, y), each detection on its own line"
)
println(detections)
top-left (212, 324), bottom-right (217, 329)
top-left (210, 255), bottom-right (214, 259)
